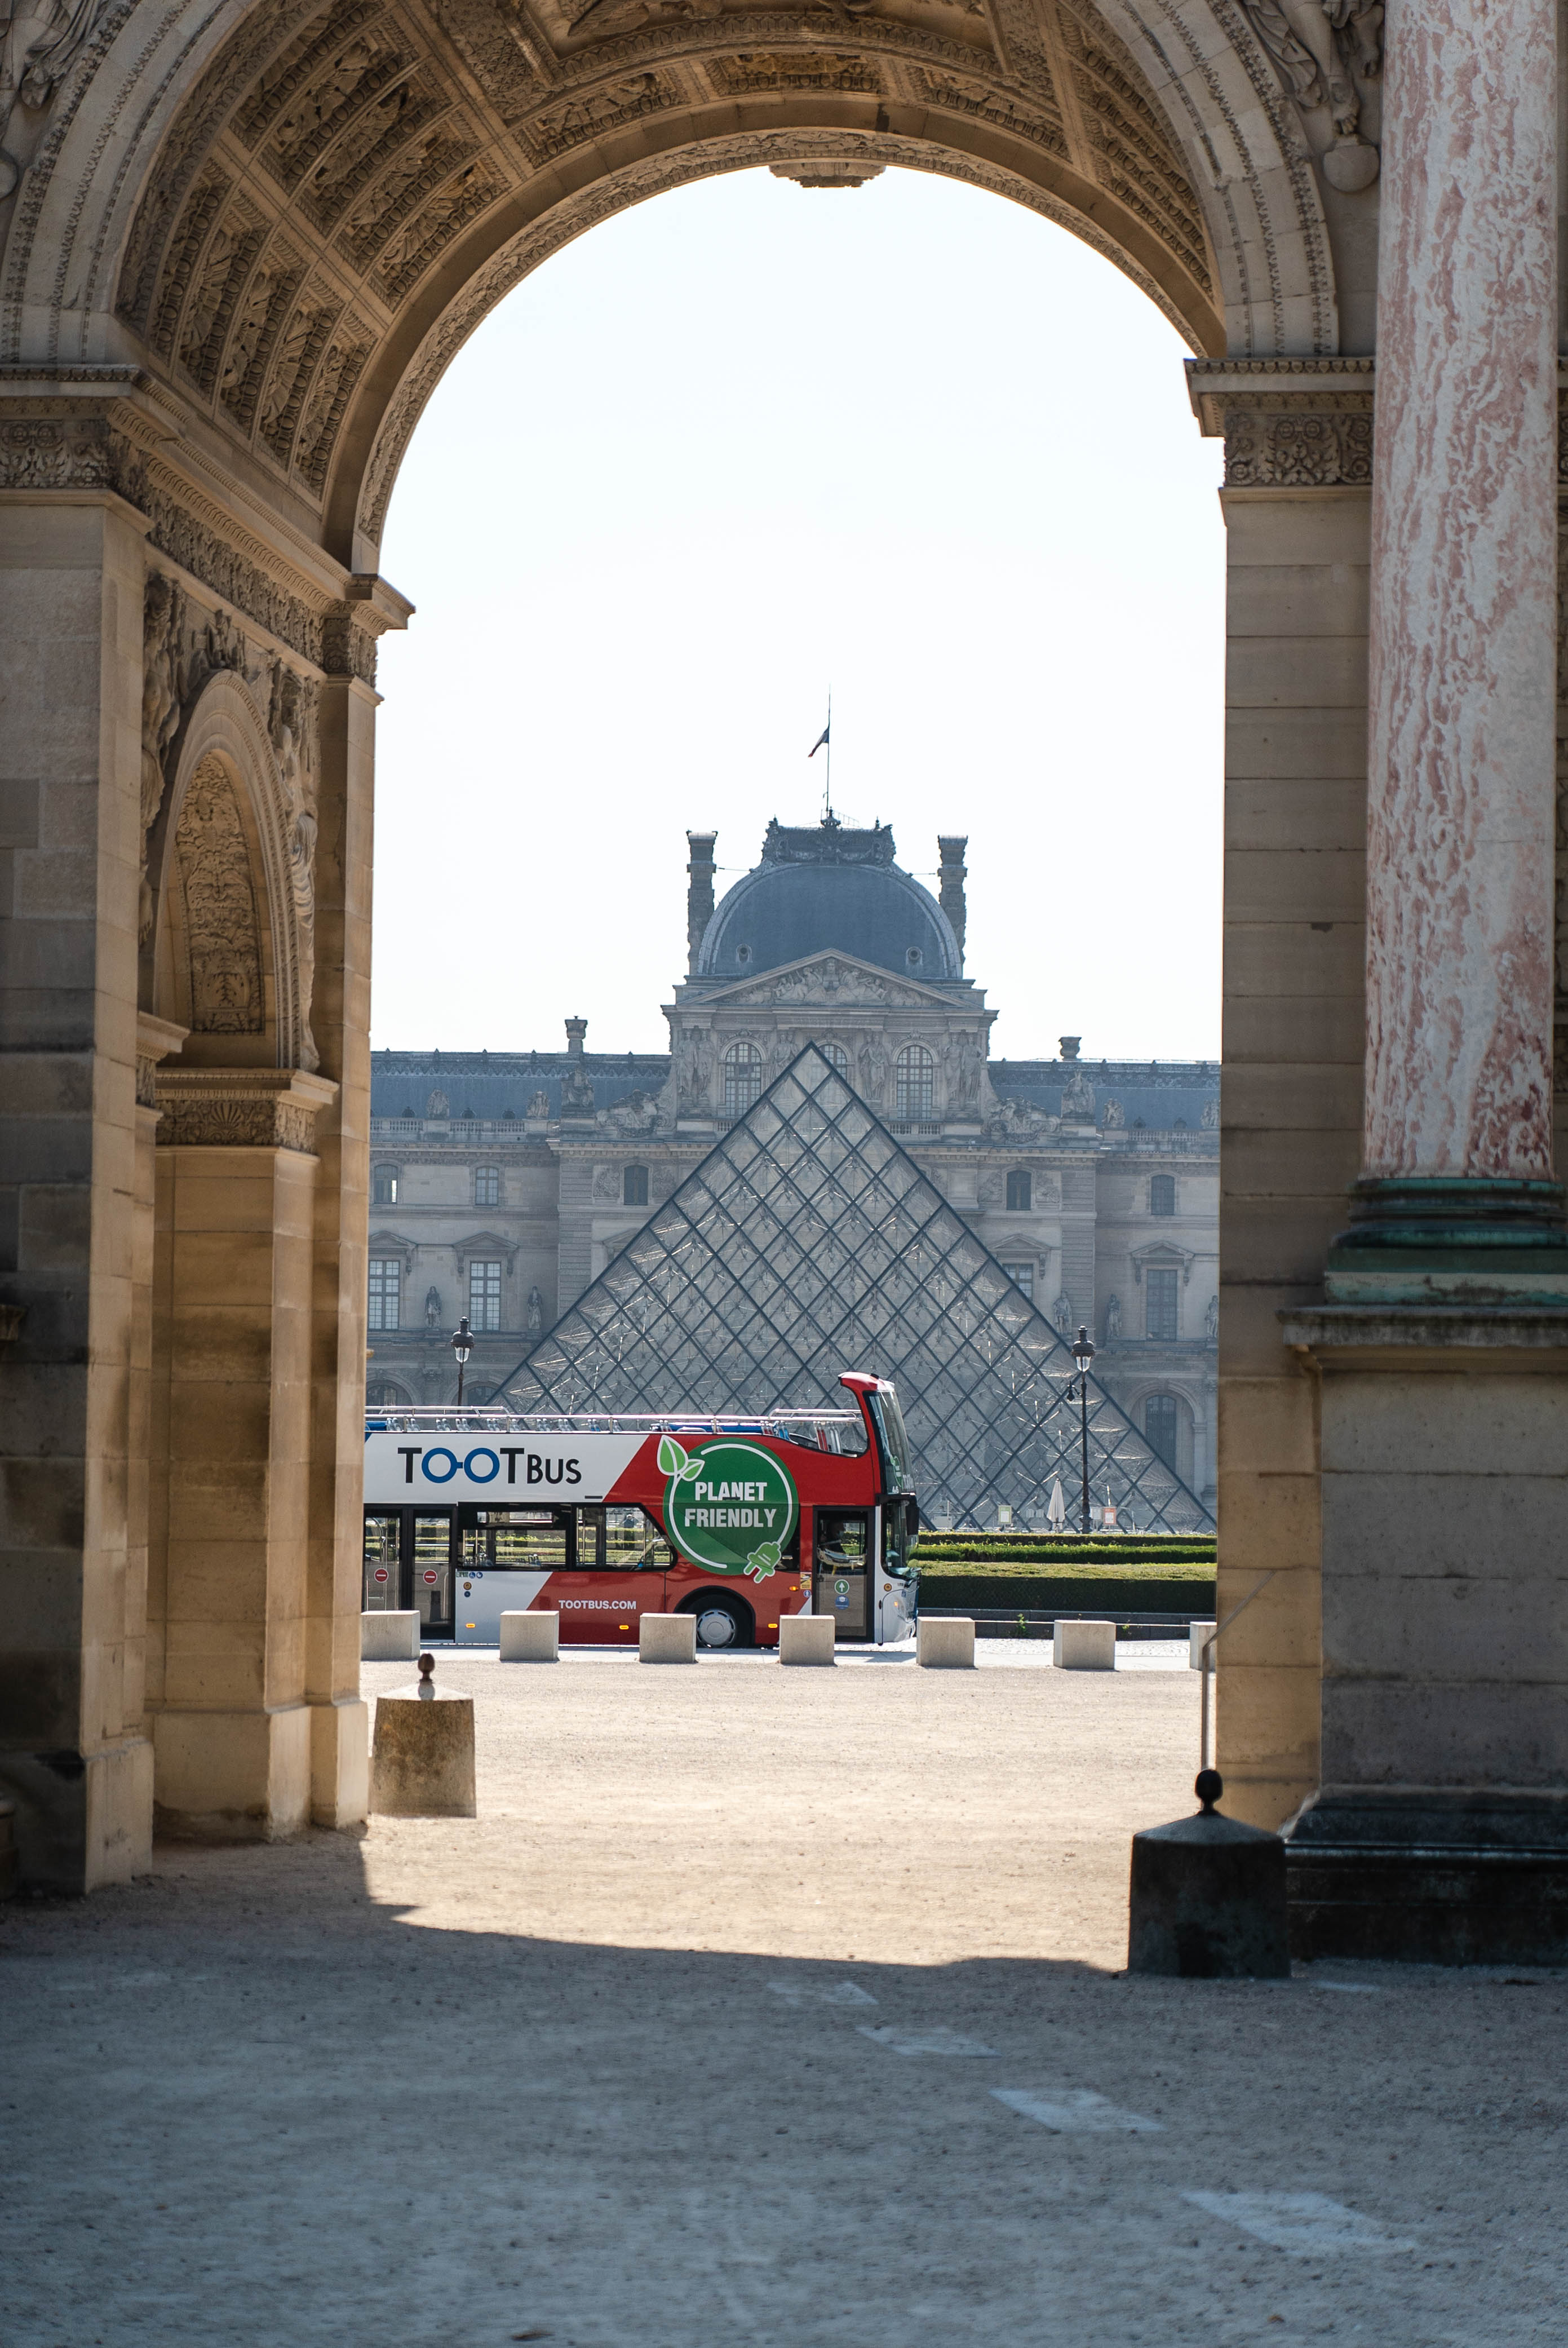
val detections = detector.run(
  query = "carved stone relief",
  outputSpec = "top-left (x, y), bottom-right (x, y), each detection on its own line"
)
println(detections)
top-left (171, 754), bottom-right (266, 1038)
top-left (268, 658), bottom-right (321, 1073)
top-left (139, 574), bottom-right (185, 940)
top-left (0, 0), bottom-right (110, 198)
top-left (1235, 0), bottom-right (1383, 189)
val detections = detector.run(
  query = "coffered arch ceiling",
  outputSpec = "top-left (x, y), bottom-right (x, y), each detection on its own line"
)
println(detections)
top-left (7, 0), bottom-right (1341, 568)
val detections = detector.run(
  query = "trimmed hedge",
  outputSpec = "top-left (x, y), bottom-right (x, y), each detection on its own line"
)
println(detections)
top-left (914, 1536), bottom-right (1215, 1570)
top-left (916, 1563), bottom-right (1216, 1615)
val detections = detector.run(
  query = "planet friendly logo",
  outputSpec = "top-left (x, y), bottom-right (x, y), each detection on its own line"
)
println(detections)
top-left (657, 1434), bottom-right (799, 1580)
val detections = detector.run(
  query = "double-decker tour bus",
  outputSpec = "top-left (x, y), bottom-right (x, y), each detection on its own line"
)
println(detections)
top-left (362, 1372), bottom-right (918, 1650)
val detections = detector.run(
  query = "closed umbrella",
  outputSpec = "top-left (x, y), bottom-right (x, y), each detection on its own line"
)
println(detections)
top-left (1047, 1476), bottom-right (1067, 1532)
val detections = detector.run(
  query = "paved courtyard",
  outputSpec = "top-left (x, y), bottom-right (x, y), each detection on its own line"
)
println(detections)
top-left (4, 1644), bottom-right (1563, 2345)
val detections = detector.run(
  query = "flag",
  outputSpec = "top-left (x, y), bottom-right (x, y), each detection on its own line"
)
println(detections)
top-left (808, 722), bottom-right (830, 758)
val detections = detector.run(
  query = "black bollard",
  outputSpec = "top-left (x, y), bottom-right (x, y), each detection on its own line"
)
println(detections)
top-left (1127, 1770), bottom-right (1291, 1978)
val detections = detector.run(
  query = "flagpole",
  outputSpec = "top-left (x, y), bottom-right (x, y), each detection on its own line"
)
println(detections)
top-left (825, 689), bottom-right (832, 821)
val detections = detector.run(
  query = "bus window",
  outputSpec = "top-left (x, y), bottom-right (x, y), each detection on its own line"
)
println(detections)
top-left (467, 1509), bottom-right (569, 1571)
top-left (816, 1511), bottom-right (869, 1568)
top-left (605, 1505), bottom-right (671, 1569)
top-left (363, 1512), bottom-right (401, 1609)
top-left (866, 1386), bottom-right (913, 1495)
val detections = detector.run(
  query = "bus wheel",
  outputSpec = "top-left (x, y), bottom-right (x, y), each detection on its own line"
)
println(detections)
top-left (688, 1599), bottom-right (749, 1650)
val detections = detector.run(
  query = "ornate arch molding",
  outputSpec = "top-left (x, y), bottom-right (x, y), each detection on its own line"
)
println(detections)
top-left (1, 0), bottom-right (1343, 544)
top-left (149, 664), bottom-right (312, 1071)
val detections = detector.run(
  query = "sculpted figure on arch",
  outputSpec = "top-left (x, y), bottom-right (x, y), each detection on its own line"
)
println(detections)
top-left (0, 0), bottom-right (106, 196)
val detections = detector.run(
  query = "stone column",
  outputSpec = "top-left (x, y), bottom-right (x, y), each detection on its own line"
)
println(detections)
top-left (1275, 4), bottom-right (1568, 1966)
top-left (148, 1069), bottom-right (339, 1838)
top-left (1330, 0), bottom-right (1565, 1294)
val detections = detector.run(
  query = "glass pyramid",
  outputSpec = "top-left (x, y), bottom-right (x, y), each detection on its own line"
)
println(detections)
top-left (495, 1047), bottom-right (1212, 1532)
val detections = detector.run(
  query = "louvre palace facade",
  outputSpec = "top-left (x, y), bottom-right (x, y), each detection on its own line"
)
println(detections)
top-left (367, 816), bottom-right (1219, 1514)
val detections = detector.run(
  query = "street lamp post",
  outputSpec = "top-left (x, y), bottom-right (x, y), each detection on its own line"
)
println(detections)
top-left (450, 1314), bottom-right (475, 1407)
top-left (1068, 1325), bottom-right (1096, 1535)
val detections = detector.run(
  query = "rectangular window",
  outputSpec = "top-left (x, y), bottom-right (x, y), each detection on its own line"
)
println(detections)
top-left (1002, 1262), bottom-right (1034, 1303)
top-left (475, 1166), bottom-right (500, 1207)
top-left (372, 1166), bottom-right (399, 1205)
top-left (1145, 1394), bottom-right (1179, 1464)
top-left (1145, 1267), bottom-right (1179, 1341)
top-left (367, 1258), bottom-right (401, 1331)
top-left (1006, 1170), bottom-right (1032, 1211)
top-left (469, 1258), bottom-right (502, 1330)
top-left (1150, 1174), bottom-right (1176, 1217)
top-left (623, 1164), bottom-right (649, 1207)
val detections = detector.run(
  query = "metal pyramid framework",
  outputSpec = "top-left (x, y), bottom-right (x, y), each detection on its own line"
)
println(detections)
top-left (495, 1047), bottom-right (1213, 1532)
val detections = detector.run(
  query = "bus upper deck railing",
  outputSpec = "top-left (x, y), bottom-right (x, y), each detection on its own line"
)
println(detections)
top-left (364, 1407), bottom-right (870, 1453)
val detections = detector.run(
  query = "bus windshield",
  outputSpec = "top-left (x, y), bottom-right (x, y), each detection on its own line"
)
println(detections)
top-left (866, 1385), bottom-right (913, 1496)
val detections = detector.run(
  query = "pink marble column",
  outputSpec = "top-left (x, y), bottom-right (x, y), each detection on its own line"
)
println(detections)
top-left (1362, 0), bottom-right (1558, 1183)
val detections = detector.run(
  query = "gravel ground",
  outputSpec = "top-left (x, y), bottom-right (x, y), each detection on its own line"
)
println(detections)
top-left (3, 1642), bottom-right (1563, 2347)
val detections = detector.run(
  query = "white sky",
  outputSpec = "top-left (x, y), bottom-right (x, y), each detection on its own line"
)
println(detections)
top-left (372, 165), bottom-right (1225, 1064)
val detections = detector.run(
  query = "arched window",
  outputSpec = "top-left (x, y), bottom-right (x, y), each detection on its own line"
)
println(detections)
top-left (1150, 1174), bottom-right (1176, 1217)
top-left (895, 1042), bottom-right (934, 1120)
top-left (366, 1379), bottom-right (409, 1409)
top-left (724, 1042), bottom-right (764, 1116)
top-left (372, 1164), bottom-right (399, 1206)
top-left (1006, 1169), bottom-right (1032, 1212)
top-left (474, 1165), bottom-right (500, 1207)
top-left (624, 1164), bottom-right (649, 1207)
top-left (816, 1042), bottom-right (849, 1074)
top-left (1144, 1394), bottom-right (1180, 1465)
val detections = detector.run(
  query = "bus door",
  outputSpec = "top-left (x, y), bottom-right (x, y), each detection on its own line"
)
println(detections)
top-left (363, 1512), bottom-right (403, 1611)
top-left (550, 1505), bottom-right (669, 1646)
top-left (813, 1508), bottom-right (871, 1640)
top-left (412, 1511), bottom-right (457, 1638)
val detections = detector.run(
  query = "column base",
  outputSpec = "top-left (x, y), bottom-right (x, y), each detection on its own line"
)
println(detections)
top-left (152, 1705), bottom-right (311, 1842)
top-left (0, 1736), bottom-right (154, 1892)
top-left (1284, 1792), bottom-right (1568, 1965)
top-left (309, 1697), bottom-right (369, 1828)
top-left (1326, 1177), bottom-right (1568, 1302)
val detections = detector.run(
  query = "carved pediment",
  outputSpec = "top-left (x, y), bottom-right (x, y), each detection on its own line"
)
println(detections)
top-left (703, 951), bottom-right (956, 1011)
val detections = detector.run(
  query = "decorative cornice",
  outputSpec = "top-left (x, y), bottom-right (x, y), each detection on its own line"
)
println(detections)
top-left (156, 1067), bottom-right (338, 1152)
top-left (1187, 356), bottom-right (1375, 486)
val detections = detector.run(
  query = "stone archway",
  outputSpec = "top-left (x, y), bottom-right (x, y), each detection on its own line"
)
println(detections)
top-left (1, 0), bottom-right (1401, 1888)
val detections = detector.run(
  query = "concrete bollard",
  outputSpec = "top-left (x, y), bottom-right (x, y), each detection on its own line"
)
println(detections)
top-left (1054, 1619), bottom-right (1117, 1670)
top-left (500, 1610), bottom-right (559, 1661)
top-left (1189, 1620), bottom-right (1217, 1670)
top-left (361, 1609), bottom-right (419, 1661)
top-left (370, 1656), bottom-right (476, 1817)
top-left (779, 1614), bottom-right (836, 1666)
top-left (918, 1616), bottom-right (976, 1669)
top-left (640, 1612), bottom-right (697, 1663)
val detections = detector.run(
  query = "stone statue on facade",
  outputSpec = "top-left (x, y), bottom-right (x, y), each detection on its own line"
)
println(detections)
top-left (1101, 1096), bottom-right (1126, 1130)
top-left (1060, 1067), bottom-right (1095, 1121)
top-left (139, 575), bottom-right (184, 940)
top-left (1104, 1293), bottom-right (1122, 1341)
top-left (1202, 1097), bottom-right (1219, 1130)
top-left (526, 1090), bottom-right (550, 1120)
top-left (1052, 1292), bottom-right (1073, 1336)
top-left (424, 1285), bottom-right (442, 1328)
top-left (426, 1089), bottom-right (449, 1118)
top-left (1237, 0), bottom-right (1383, 188)
top-left (1205, 1292), bottom-right (1220, 1343)
top-left (527, 1285), bottom-right (544, 1337)
top-left (0, 0), bottom-right (108, 196)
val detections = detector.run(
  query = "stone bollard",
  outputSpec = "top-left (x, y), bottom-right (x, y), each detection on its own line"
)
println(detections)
top-left (362, 1609), bottom-right (419, 1661)
top-left (370, 1653), bottom-right (476, 1818)
top-left (779, 1614), bottom-right (836, 1665)
top-left (1189, 1620), bottom-right (1217, 1670)
top-left (1127, 1770), bottom-right (1290, 1978)
top-left (918, 1616), bottom-right (976, 1669)
top-left (640, 1613), bottom-right (697, 1663)
top-left (1055, 1619), bottom-right (1116, 1670)
top-left (500, 1611), bottom-right (559, 1661)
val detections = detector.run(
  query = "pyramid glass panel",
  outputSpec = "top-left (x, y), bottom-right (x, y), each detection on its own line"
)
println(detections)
top-left (495, 1049), bottom-right (1213, 1530)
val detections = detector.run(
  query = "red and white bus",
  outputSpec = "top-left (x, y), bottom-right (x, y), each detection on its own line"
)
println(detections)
top-left (362, 1372), bottom-right (919, 1649)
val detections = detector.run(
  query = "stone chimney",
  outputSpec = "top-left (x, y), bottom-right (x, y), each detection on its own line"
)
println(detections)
top-left (937, 835), bottom-right (968, 965)
top-left (565, 1016), bottom-right (587, 1055)
top-left (686, 831), bottom-right (717, 973)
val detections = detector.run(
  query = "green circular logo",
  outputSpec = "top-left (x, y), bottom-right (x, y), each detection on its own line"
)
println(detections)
top-left (658, 1434), bottom-right (799, 1579)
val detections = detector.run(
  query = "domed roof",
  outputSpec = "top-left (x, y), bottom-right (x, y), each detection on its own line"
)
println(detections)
top-left (696, 817), bottom-right (963, 984)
